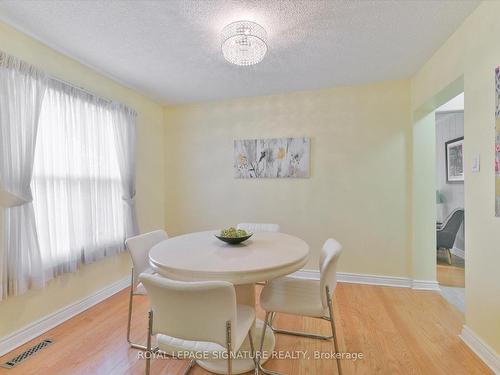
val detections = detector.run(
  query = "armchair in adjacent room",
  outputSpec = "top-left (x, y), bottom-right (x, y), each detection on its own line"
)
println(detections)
top-left (437, 208), bottom-right (464, 264)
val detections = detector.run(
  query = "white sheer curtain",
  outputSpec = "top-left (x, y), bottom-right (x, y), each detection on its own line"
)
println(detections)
top-left (0, 51), bottom-right (47, 300)
top-left (111, 104), bottom-right (139, 239)
top-left (32, 79), bottom-right (137, 279)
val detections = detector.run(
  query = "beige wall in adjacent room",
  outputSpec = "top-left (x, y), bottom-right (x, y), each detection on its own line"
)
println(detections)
top-left (164, 80), bottom-right (412, 277)
top-left (411, 0), bottom-right (500, 353)
top-left (0, 22), bottom-right (166, 339)
top-left (411, 110), bottom-right (437, 282)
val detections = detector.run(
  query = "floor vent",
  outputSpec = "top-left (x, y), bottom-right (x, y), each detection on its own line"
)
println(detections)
top-left (1, 339), bottom-right (54, 369)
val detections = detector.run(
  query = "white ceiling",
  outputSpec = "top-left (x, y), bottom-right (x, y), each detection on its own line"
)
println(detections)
top-left (0, 0), bottom-right (479, 105)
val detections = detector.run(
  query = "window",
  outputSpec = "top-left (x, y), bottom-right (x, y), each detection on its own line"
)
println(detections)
top-left (1, 50), bottom-right (137, 298)
top-left (31, 80), bottom-right (133, 276)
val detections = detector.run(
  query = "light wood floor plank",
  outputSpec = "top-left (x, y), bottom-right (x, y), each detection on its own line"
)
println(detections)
top-left (437, 264), bottom-right (465, 287)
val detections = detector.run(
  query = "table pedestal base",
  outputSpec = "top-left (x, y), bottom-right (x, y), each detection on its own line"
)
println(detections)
top-left (196, 319), bottom-right (275, 375)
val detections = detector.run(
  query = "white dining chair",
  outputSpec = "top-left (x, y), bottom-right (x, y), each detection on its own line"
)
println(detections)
top-left (140, 273), bottom-right (257, 375)
top-left (125, 230), bottom-right (168, 350)
top-left (259, 238), bottom-right (343, 375)
top-left (236, 223), bottom-right (280, 233)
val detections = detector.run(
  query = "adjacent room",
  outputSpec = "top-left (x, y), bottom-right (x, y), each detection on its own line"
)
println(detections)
top-left (0, 1), bottom-right (499, 375)
top-left (435, 93), bottom-right (466, 312)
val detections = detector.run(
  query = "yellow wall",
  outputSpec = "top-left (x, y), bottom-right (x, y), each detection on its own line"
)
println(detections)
top-left (411, 0), bottom-right (500, 353)
top-left (164, 80), bottom-right (412, 276)
top-left (0, 22), bottom-right (166, 338)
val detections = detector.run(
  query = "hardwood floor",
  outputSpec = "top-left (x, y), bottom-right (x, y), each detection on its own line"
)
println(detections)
top-left (437, 252), bottom-right (465, 287)
top-left (0, 283), bottom-right (492, 375)
top-left (437, 264), bottom-right (465, 287)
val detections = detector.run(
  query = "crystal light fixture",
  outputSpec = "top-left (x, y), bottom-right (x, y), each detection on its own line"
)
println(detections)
top-left (221, 21), bottom-right (268, 66)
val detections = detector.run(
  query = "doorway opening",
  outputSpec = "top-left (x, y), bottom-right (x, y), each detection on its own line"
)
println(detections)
top-left (435, 92), bottom-right (465, 313)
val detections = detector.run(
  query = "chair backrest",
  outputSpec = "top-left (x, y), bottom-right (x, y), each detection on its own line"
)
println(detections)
top-left (140, 273), bottom-right (237, 347)
top-left (319, 238), bottom-right (343, 308)
top-left (236, 223), bottom-right (280, 233)
top-left (442, 208), bottom-right (464, 235)
top-left (125, 230), bottom-right (168, 284)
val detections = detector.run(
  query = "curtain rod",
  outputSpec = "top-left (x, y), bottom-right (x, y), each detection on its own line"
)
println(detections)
top-left (48, 75), bottom-right (138, 117)
top-left (1, 49), bottom-right (112, 104)
top-left (1, 48), bottom-right (134, 113)
top-left (49, 75), bottom-right (138, 116)
top-left (48, 75), bottom-right (114, 104)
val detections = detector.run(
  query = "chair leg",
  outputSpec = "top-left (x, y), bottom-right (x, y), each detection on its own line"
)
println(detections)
top-left (326, 286), bottom-right (342, 375)
top-left (258, 312), bottom-right (270, 358)
top-left (258, 312), bottom-right (283, 375)
top-left (145, 310), bottom-right (153, 375)
top-left (269, 326), bottom-right (333, 340)
top-left (182, 359), bottom-right (196, 375)
top-left (226, 321), bottom-right (232, 375)
top-left (270, 312), bottom-right (277, 326)
top-left (267, 311), bottom-right (333, 340)
top-left (127, 269), bottom-right (134, 344)
top-left (127, 268), bottom-right (149, 350)
top-left (447, 248), bottom-right (452, 265)
top-left (248, 330), bottom-right (258, 375)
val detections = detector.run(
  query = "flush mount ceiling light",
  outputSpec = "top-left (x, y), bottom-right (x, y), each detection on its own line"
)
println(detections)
top-left (221, 20), bottom-right (268, 66)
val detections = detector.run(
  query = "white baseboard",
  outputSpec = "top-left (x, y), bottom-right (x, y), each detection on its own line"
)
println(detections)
top-left (292, 269), bottom-right (321, 280)
top-left (411, 279), bottom-right (440, 291)
top-left (337, 272), bottom-right (413, 288)
top-left (0, 276), bottom-right (129, 357)
top-left (451, 246), bottom-right (465, 259)
top-left (460, 325), bottom-right (500, 374)
top-left (293, 269), bottom-right (440, 290)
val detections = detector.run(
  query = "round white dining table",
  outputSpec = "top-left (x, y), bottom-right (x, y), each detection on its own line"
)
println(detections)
top-left (149, 230), bottom-right (310, 374)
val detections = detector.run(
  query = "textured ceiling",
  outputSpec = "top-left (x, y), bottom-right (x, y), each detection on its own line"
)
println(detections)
top-left (0, 0), bottom-right (479, 105)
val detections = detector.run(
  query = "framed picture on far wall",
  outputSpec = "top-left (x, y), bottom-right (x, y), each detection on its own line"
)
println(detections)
top-left (445, 137), bottom-right (464, 183)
